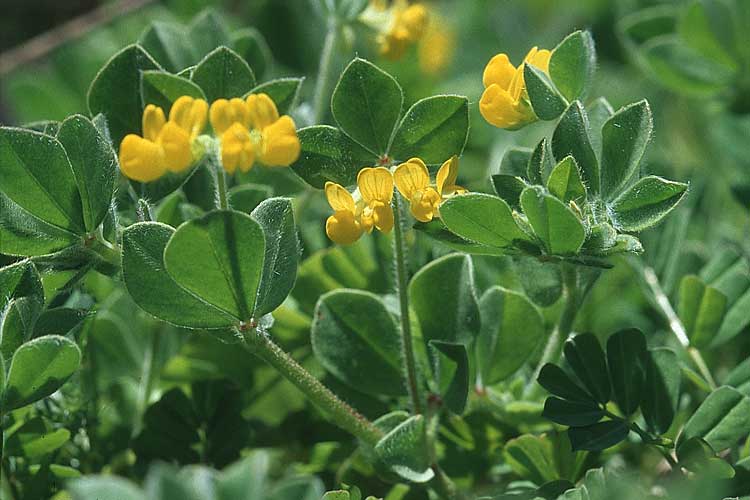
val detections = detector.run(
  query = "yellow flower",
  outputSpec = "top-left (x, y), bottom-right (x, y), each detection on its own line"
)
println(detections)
top-left (479, 46), bottom-right (551, 129)
top-left (325, 182), bottom-right (363, 245)
top-left (418, 15), bottom-right (455, 75)
top-left (394, 156), bottom-right (466, 222)
top-left (209, 93), bottom-right (301, 174)
top-left (378, 1), bottom-right (429, 60)
top-left (119, 97), bottom-right (208, 182)
top-left (358, 167), bottom-right (394, 233)
top-left (324, 167), bottom-right (395, 245)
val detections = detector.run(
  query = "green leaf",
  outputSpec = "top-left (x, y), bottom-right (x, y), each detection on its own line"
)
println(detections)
top-left (642, 35), bottom-right (735, 96)
top-left (56, 115), bottom-right (117, 232)
top-left (527, 138), bottom-right (554, 184)
top-left (724, 357), bottom-right (750, 395)
top-left (232, 28), bottom-right (272, 79)
top-left (3, 335), bottom-right (81, 411)
top-left (678, 275), bottom-right (727, 349)
top-left (677, 386), bottom-right (750, 453)
top-left (389, 95), bottom-right (469, 164)
top-left (122, 222), bottom-right (238, 329)
top-left (564, 333), bottom-right (611, 404)
top-left (552, 102), bottom-right (599, 193)
top-left (513, 256), bottom-right (562, 307)
top-left (524, 64), bottom-right (567, 120)
top-left (549, 30), bottom-right (596, 102)
top-left (543, 397), bottom-right (604, 427)
top-left (251, 198), bottom-right (298, 316)
top-left (429, 340), bottom-right (469, 414)
top-left (642, 347), bottom-right (680, 434)
top-left (69, 477), bottom-right (143, 500)
top-left (538, 364), bottom-right (597, 403)
top-left (192, 47), bottom-right (256, 102)
top-left (414, 220), bottom-right (508, 256)
top-left (678, 2), bottom-right (738, 68)
top-left (568, 420), bottom-right (629, 451)
top-left (188, 9), bottom-right (232, 57)
top-left (0, 193), bottom-right (78, 256)
top-left (217, 452), bottom-right (270, 500)
top-left (586, 97), bottom-right (614, 158)
top-left (290, 125), bottom-right (376, 189)
top-left (500, 147), bottom-right (532, 177)
top-left (0, 127), bottom-right (85, 235)
top-left (5, 418), bottom-right (70, 458)
top-left (409, 254), bottom-right (480, 346)
top-left (440, 193), bottom-right (531, 249)
top-left (247, 78), bottom-right (304, 115)
top-left (0, 260), bottom-right (42, 360)
top-left (311, 290), bottom-right (404, 397)
top-left (331, 58), bottom-right (403, 154)
top-left (611, 175), bottom-right (688, 231)
top-left (165, 210), bottom-right (266, 322)
top-left (87, 44), bottom-right (161, 145)
top-left (477, 287), bottom-right (544, 384)
top-left (139, 21), bottom-right (197, 73)
top-left (504, 434), bottom-right (559, 485)
top-left (140, 71), bottom-right (206, 113)
top-left (374, 415), bottom-right (434, 483)
top-left (491, 174), bottom-right (526, 208)
top-left (228, 183), bottom-right (272, 214)
top-left (520, 186), bottom-right (585, 255)
top-left (600, 100), bottom-right (653, 199)
top-left (606, 329), bottom-right (647, 415)
top-left (547, 156), bottom-right (586, 203)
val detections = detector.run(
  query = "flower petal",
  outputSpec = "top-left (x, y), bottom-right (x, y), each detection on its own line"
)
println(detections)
top-left (358, 166), bottom-right (394, 205)
top-left (259, 116), bottom-right (300, 166)
top-left (479, 84), bottom-right (525, 129)
top-left (394, 158), bottom-right (429, 199)
top-left (436, 155), bottom-right (459, 195)
top-left (142, 104), bottom-right (166, 142)
top-left (325, 182), bottom-right (356, 213)
top-left (482, 53), bottom-right (516, 89)
top-left (220, 123), bottom-right (255, 174)
top-left (119, 134), bottom-right (166, 182)
top-left (158, 122), bottom-right (193, 173)
top-left (247, 93), bottom-right (280, 130)
top-left (210, 98), bottom-right (250, 135)
top-left (170, 96), bottom-right (208, 139)
top-left (409, 188), bottom-right (441, 222)
top-left (326, 211), bottom-right (362, 245)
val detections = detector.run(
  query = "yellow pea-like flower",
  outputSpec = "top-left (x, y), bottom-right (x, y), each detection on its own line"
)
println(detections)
top-left (394, 156), bottom-right (466, 222)
top-left (480, 46), bottom-right (551, 129)
top-left (260, 116), bottom-right (301, 167)
top-left (378, 1), bottom-right (429, 60)
top-left (118, 97), bottom-right (208, 182)
top-left (209, 93), bottom-right (300, 173)
top-left (220, 123), bottom-right (256, 174)
top-left (119, 134), bottom-right (167, 183)
top-left (325, 182), bottom-right (363, 245)
top-left (357, 167), bottom-right (395, 233)
top-left (418, 15), bottom-right (455, 75)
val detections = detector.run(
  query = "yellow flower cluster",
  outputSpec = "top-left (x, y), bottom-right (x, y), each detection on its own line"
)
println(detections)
top-left (120, 96), bottom-right (208, 182)
top-left (479, 47), bottom-right (551, 129)
top-left (324, 156), bottom-right (465, 245)
top-left (119, 93), bottom-right (300, 182)
top-left (369, 0), bottom-right (429, 60)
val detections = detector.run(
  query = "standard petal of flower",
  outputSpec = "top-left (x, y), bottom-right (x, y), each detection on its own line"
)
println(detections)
top-left (259, 116), bottom-right (300, 166)
top-left (158, 122), bottom-right (193, 173)
top-left (482, 53), bottom-right (516, 89)
top-left (479, 84), bottom-right (525, 129)
top-left (170, 96), bottom-right (208, 138)
top-left (527, 48), bottom-right (551, 73)
top-left (358, 167), bottom-right (394, 205)
top-left (220, 123), bottom-right (255, 174)
top-left (326, 211), bottom-right (363, 245)
top-left (247, 93), bottom-right (280, 130)
top-left (142, 104), bottom-right (166, 142)
top-left (119, 134), bottom-right (166, 182)
top-left (325, 182), bottom-right (356, 213)
top-left (436, 155), bottom-right (459, 195)
top-left (399, 4), bottom-right (428, 41)
top-left (394, 158), bottom-right (429, 199)
top-left (210, 98), bottom-right (250, 135)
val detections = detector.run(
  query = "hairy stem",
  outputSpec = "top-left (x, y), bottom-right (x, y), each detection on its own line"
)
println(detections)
top-left (527, 263), bottom-right (580, 395)
top-left (244, 329), bottom-right (383, 447)
top-left (392, 194), bottom-right (423, 414)
top-left (215, 165), bottom-right (229, 211)
top-left (639, 264), bottom-right (717, 390)
top-left (312, 19), bottom-right (341, 124)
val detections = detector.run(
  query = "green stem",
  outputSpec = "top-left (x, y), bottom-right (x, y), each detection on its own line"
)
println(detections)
top-left (392, 194), bottom-right (423, 414)
top-left (527, 263), bottom-right (579, 395)
top-left (430, 463), bottom-right (458, 499)
top-left (639, 264), bottom-right (717, 390)
top-left (629, 420), bottom-right (678, 468)
top-left (244, 329), bottom-right (383, 447)
top-left (312, 19), bottom-right (341, 124)
top-left (215, 165), bottom-right (229, 210)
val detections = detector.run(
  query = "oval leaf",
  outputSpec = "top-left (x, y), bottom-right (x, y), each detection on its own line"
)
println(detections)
top-left (440, 193), bottom-right (531, 249)
top-left (552, 102), bottom-right (599, 193)
top-left (611, 175), bottom-right (688, 231)
top-left (192, 47), bottom-right (257, 102)
top-left (520, 186), bottom-right (585, 255)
